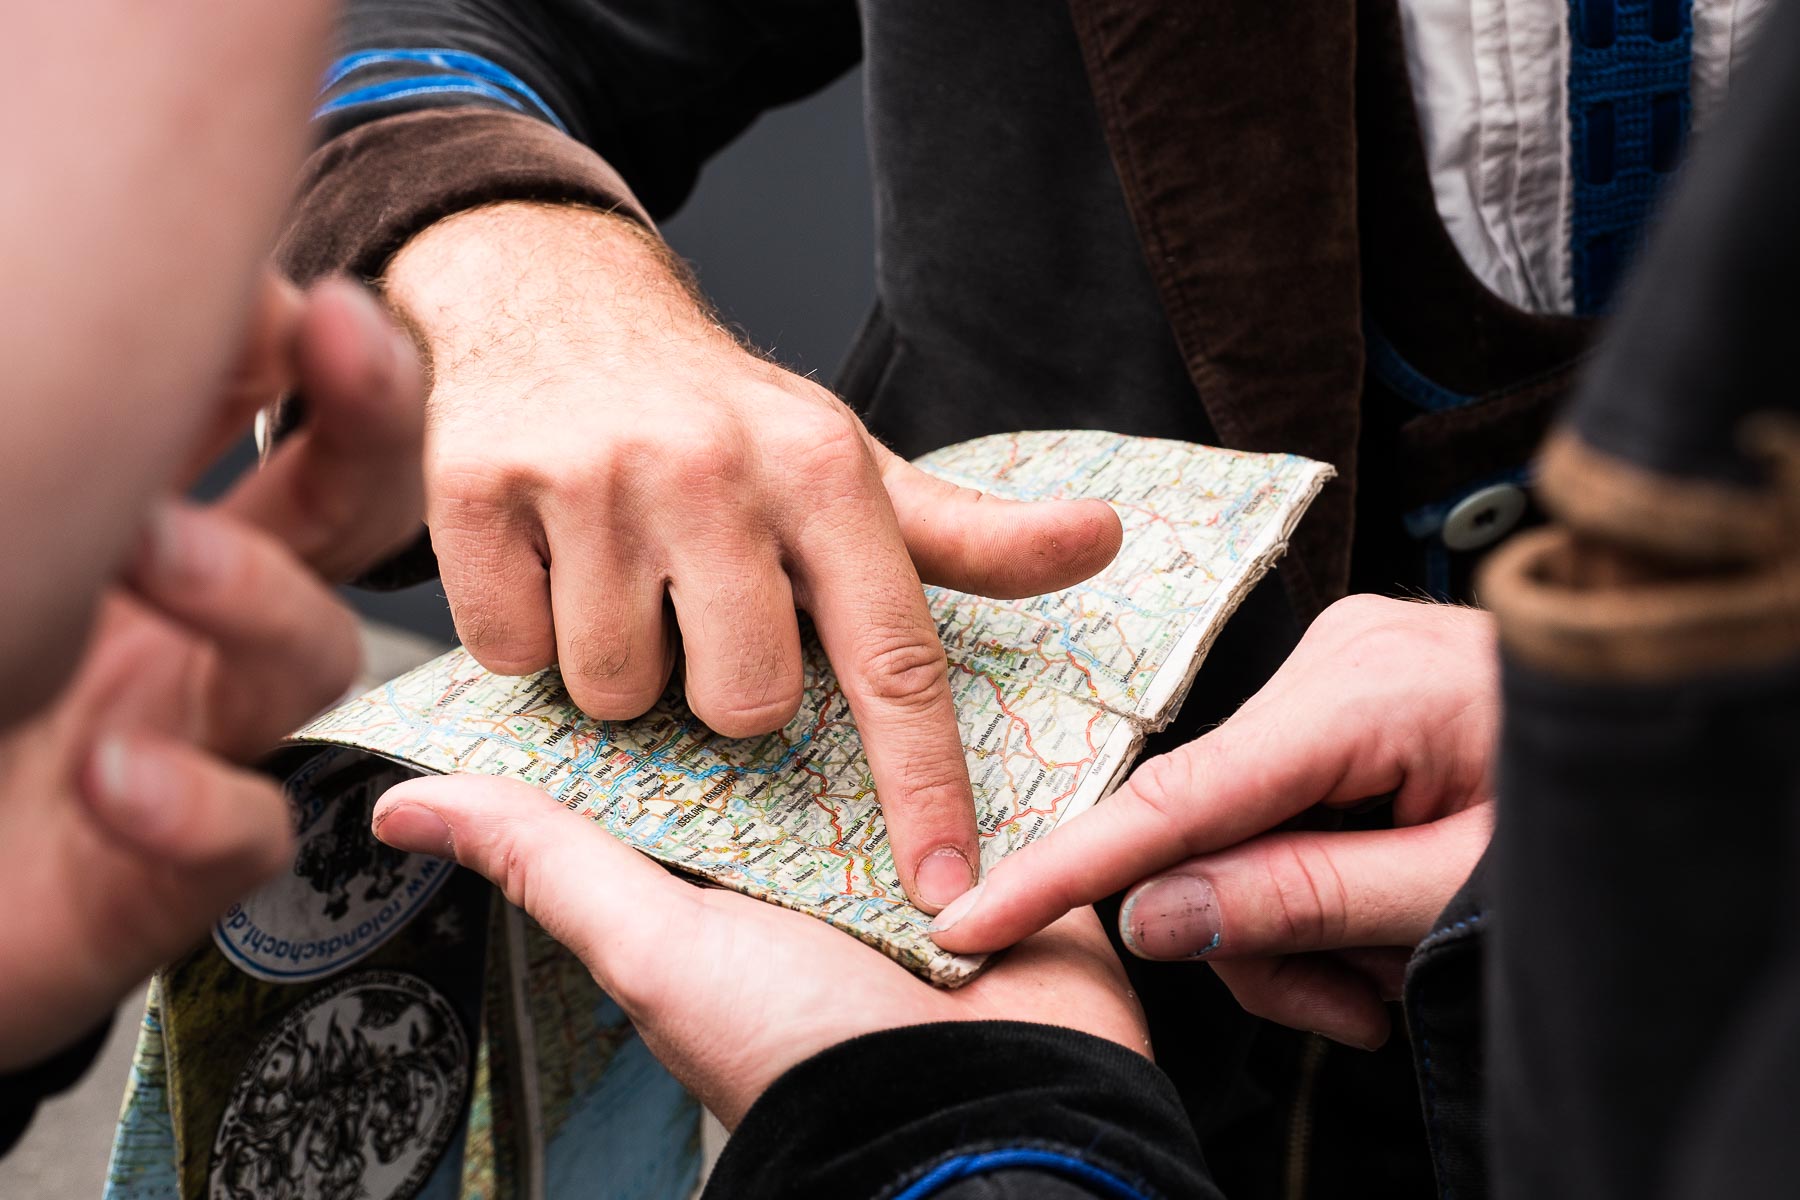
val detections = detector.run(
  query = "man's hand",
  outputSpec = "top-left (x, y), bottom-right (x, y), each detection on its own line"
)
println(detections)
top-left (927, 596), bottom-right (1499, 1048)
top-left (0, 278), bottom-right (423, 1068)
top-left (370, 772), bottom-right (1150, 1128)
top-left (384, 201), bottom-right (1124, 911)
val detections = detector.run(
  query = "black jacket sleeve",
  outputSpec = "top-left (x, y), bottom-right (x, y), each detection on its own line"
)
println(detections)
top-left (1480, 2), bottom-right (1800, 1196)
top-left (280, 0), bottom-right (862, 288)
top-left (316, 0), bottom-right (862, 221)
top-left (0, 1017), bottom-right (112, 1160)
top-left (704, 1021), bottom-right (1220, 1200)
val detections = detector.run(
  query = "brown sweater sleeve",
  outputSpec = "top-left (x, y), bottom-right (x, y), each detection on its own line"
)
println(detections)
top-left (267, 107), bottom-right (654, 589)
top-left (276, 106), bottom-right (652, 286)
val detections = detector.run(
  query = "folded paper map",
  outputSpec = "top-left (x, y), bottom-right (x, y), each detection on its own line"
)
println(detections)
top-left (285, 431), bottom-right (1331, 986)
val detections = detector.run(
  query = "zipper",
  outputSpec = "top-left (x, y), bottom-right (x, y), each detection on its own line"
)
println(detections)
top-left (1283, 1034), bottom-right (1330, 1200)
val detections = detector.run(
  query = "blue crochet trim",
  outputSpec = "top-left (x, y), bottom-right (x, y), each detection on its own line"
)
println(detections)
top-left (1365, 321), bottom-right (1476, 414)
top-left (892, 1149), bottom-right (1151, 1200)
top-left (317, 48), bottom-right (569, 133)
top-left (1567, 0), bottom-right (1693, 314)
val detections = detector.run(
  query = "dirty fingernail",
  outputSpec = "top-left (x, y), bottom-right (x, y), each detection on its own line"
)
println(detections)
top-left (372, 803), bottom-right (454, 859)
top-left (1120, 874), bottom-right (1221, 960)
top-left (914, 847), bottom-right (975, 912)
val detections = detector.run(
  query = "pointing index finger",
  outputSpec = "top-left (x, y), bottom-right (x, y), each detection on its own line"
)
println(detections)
top-left (929, 701), bottom-right (1393, 953)
top-left (791, 492), bottom-right (980, 915)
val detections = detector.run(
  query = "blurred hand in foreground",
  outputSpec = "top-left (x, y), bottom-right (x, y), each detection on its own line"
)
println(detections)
top-left (0, 279), bottom-right (423, 1068)
top-left (371, 771), bottom-right (1149, 1127)
top-left (2, 0), bottom-right (333, 719)
top-left (929, 595), bottom-right (1499, 1049)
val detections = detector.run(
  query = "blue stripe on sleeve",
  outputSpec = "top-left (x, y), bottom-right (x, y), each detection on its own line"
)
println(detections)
top-left (318, 48), bottom-right (568, 133)
top-left (892, 1148), bottom-right (1153, 1200)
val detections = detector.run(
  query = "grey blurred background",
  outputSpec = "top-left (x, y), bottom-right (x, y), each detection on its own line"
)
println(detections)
top-left (0, 71), bottom-right (871, 1200)
top-left (205, 67), bottom-right (875, 645)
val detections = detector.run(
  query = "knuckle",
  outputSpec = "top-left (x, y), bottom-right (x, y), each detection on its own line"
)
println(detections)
top-left (779, 396), bottom-right (862, 452)
top-left (1305, 593), bottom-right (1407, 646)
top-left (663, 422), bottom-right (750, 492)
top-left (560, 633), bottom-right (664, 718)
top-left (1124, 752), bottom-right (1194, 829)
top-left (562, 626), bottom-right (638, 682)
top-left (449, 597), bottom-right (553, 677)
top-left (779, 405), bottom-right (871, 482)
top-left (1261, 841), bottom-right (1349, 949)
top-left (430, 456), bottom-right (527, 516)
top-left (858, 635), bottom-right (951, 711)
top-left (494, 830), bottom-right (539, 914)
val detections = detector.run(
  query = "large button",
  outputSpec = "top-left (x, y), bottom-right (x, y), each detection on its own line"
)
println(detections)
top-left (1441, 484), bottom-right (1527, 552)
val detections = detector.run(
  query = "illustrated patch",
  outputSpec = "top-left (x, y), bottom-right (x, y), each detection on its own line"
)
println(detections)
top-left (214, 748), bottom-right (453, 982)
top-left (209, 969), bottom-right (470, 1200)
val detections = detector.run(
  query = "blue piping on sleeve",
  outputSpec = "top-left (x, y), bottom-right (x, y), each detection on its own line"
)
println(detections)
top-left (318, 48), bottom-right (569, 133)
top-left (892, 1148), bottom-right (1153, 1200)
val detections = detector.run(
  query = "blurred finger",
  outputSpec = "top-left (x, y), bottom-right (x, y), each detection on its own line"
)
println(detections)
top-left (872, 441), bottom-right (1123, 598)
top-left (671, 559), bottom-right (804, 738)
top-left (179, 269), bottom-right (304, 486)
top-left (1117, 806), bottom-right (1493, 962)
top-left (126, 500), bottom-right (361, 754)
top-left (222, 277), bottom-right (425, 581)
top-left (78, 732), bottom-right (295, 906)
top-left (1211, 956), bottom-right (1393, 1050)
top-left (794, 504), bottom-right (979, 913)
top-left (6, 733), bottom-right (299, 1065)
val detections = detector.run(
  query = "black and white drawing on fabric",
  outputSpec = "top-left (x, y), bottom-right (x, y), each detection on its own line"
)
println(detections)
top-left (214, 748), bottom-right (455, 982)
top-left (209, 970), bottom-right (470, 1200)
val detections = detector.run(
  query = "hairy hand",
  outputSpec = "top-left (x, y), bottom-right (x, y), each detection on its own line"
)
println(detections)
top-left (385, 201), bottom-right (1124, 911)
top-left (928, 596), bottom-right (1499, 1048)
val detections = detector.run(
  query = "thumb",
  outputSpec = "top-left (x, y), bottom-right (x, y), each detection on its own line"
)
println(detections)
top-left (372, 774), bottom-right (699, 1000)
top-left (1118, 805), bottom-right (1494, 963)
top-left (873, 441), bottom-right (1123, 598)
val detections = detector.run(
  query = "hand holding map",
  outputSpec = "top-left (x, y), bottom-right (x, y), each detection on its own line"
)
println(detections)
top-left (281, 431), bottom-right (1332, 986)
top-left (370, 771), bottom-right (1150, 1128)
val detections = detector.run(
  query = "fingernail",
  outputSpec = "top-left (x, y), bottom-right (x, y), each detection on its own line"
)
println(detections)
top-left (83, 736), bottom-right (173, 839)
top-left (914, 847), bottom-right (976, 912)
top-left (930, 879), bottom-right (985, 933)
top-left (1120, 874), bottom-right (1222, 960)
top-left (372, 803), bottom-right (454, 859)
top-left (1315, 1029), bottom-right (1387, 1053)
top-left (134, 503), bottom-right (224, 590)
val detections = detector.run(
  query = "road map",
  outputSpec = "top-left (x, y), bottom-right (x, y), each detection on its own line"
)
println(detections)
top-left (290, 431), bottom-right (1332, 985)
